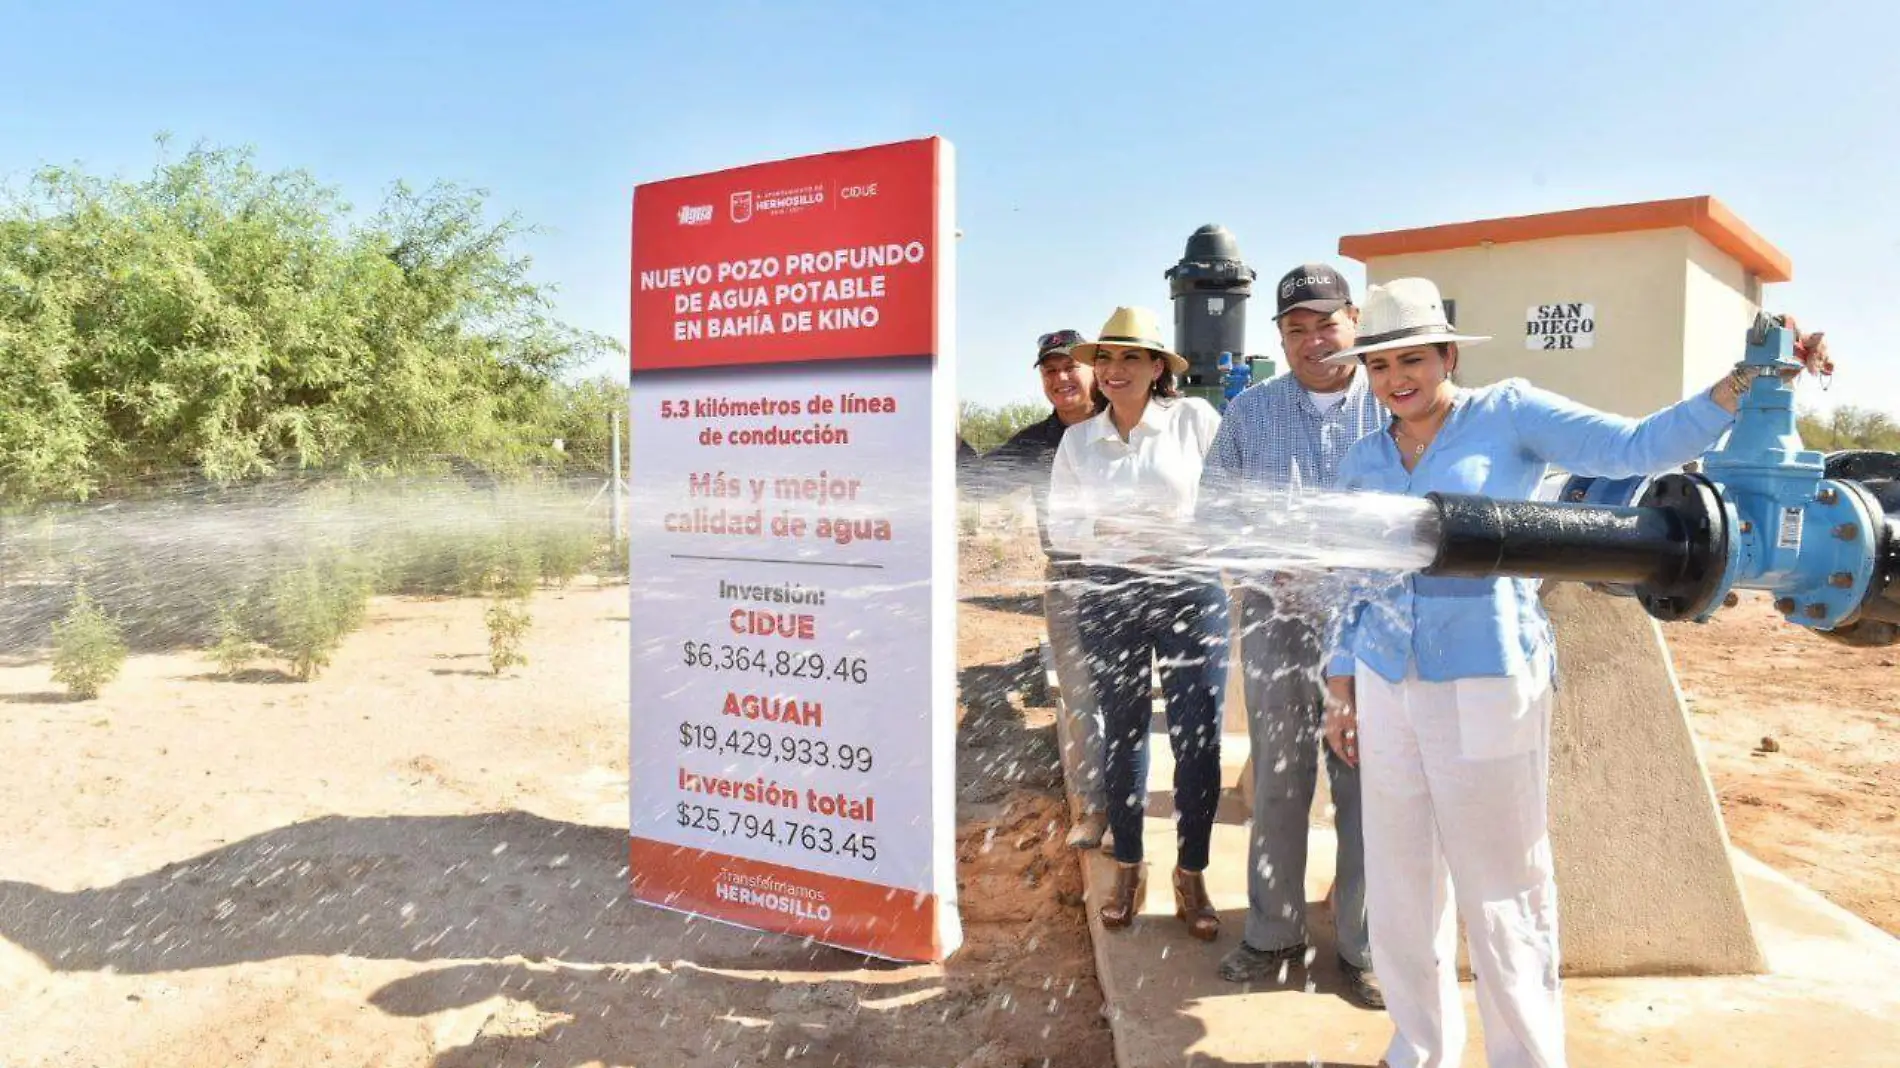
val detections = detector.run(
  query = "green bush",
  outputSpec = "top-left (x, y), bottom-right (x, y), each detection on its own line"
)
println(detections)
top-left (210, 603), bottom-right (261, 678)
top-left (268, 556), bottom-right (372, 681)
top-left (958, 400), bottom-right (1050, 454)
top-left (538, 525), bottom-right (598, 588)
top-left (490, 540), bottom-right (540, 599)
top-left (593, 534), bottom-right (629, 586)
top-left (414, 531), bottom-right (534, 598)
top-left (452, 534), bottom-right (505, 596)
top-left (0, 141), bottom-right (621, 506)
top-left (1798, 404), bottom-right (1900, 452)
top-left (50, 588), bottom-right (127, 699)
top-left (373, 528), bottom-right (483, 597)
top-left (485, 596), bottom-right (532, 676)
top-left (0, 475), bottom-right (614, 660)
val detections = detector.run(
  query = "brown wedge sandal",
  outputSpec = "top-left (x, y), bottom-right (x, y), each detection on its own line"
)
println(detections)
top-left (1173, 867), bottom-right (1220, 941)
top-left (1100, 861), bottom-right (1146, 929)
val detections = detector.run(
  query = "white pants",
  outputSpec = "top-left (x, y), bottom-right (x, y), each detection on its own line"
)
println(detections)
top-left (1356, 661), bottom-right (1566, 1068)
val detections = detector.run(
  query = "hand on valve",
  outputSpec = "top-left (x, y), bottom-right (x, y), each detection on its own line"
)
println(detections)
top-left (1710, 315), bottom-right (1833, 413)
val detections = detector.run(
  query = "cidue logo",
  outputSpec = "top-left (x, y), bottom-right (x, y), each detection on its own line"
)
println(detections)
top-left (1281, 275), bottom-right (1328, 298)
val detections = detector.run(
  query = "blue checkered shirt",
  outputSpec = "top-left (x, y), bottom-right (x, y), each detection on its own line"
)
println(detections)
top-left (1199, 371), bottom-right (1388, 497)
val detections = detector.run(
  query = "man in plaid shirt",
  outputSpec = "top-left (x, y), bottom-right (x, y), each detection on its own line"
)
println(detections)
top-left (1198, 263), bottom-right (1387, 1008)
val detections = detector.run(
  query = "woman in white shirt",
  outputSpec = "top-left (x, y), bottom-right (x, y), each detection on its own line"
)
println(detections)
top-left (1047, 306), bottom-right (1229, 941)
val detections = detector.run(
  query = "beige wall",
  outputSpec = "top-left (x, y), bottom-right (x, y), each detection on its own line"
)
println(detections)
top-left (1361, 229), bottom-right (1737, 419)
top-left (1682, 230), bottom-right (1763, 400)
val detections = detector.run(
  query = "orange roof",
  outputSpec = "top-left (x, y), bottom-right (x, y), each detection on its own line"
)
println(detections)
top-left (1338, 196), bottom-right (1791, 282)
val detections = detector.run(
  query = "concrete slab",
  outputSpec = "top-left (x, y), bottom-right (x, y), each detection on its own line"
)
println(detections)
top-left (1078, 723), bottom-right (1900, 1067)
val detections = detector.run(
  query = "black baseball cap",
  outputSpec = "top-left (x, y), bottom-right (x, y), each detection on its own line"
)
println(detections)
top-left (1273, 263), bottom-right (1353, 320)
top-left (1034, 328), bottom-right (1086, 365)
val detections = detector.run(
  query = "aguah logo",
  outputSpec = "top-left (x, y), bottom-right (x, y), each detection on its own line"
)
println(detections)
top-left (677, 204), bottom-right (713, 226)
top-left (729, 191), bottom-right (754, 223)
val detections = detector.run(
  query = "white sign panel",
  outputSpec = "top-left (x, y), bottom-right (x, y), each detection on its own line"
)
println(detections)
top-left (627, 137), bottom-right (959, 962)
top-left (1527, 302), bottom-right (1596, 350)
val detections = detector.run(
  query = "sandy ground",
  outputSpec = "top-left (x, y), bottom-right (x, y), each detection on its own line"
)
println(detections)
top-left (0, 522), bottom-right (1892, 1067)
top-left (1662, 592), bottom-right (1900, 936)
top-left (0, 529), bottom-right (1110, 1068)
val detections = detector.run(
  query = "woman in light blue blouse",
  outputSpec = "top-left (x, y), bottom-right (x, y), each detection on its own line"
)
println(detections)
top-left (1317, 278), bottom-right (1828, 1068)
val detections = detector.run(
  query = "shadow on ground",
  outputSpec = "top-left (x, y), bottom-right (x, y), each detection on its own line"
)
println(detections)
top-left (365, 958), bottom-right (1054, 1068)
top-left (0, 811), bottom-right (865, 977)
top-left (955, 648), bottom-right (1061, 807)
top-left (958, 593), bottom-right (1044, 618)
top-left (0, 690), bottom-right (86, 704)
top-left (183, 668), bottom-right (301, 684)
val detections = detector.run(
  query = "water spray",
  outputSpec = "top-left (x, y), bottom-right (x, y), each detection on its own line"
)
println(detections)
top-left (1044, 315), bottom-right (1896, 651)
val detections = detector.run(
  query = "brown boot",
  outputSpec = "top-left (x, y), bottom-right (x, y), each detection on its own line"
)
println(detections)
top-left (1100, 861), bottom-right (1145, 929)
top-left (1173, 867), bottom-right (1219, 942)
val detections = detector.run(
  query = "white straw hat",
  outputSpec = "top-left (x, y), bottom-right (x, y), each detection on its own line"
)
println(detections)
top-left (1323, 277), bottom-right (1490, 363)
top-left (1069, 306), bottom-right (1189, 375)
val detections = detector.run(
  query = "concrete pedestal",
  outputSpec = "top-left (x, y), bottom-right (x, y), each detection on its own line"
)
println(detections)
top-left (1539, 580), bottom-right (1765, 975)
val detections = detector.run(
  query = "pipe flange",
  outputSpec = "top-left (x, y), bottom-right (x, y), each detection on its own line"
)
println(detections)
top-left (1634, 472), bottom-right (1729, 621)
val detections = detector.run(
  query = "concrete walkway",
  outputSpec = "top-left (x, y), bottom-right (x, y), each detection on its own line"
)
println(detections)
top-left (1073, 719), bottom-right (1900, 1067)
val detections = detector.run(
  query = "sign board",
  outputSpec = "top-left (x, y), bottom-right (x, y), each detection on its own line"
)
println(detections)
top-left (628, 137), bottom-right (960, 961)
top-left (1526, 302), bottom-right (1596, 350)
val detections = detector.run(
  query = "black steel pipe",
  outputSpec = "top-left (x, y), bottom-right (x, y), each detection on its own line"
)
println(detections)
top-left (1422, 492), bottom-right (1694, 586)
top-left (1416, 456), bottom-right (1900, 648)
top-left (1865, 516), bottom-right (1900, 625)
top-left (1828, 452), bottom-right (1900, 634)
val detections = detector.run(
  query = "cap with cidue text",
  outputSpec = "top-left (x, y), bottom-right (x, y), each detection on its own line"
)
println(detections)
top-left (1273, 263), bottom-right (1353, 320)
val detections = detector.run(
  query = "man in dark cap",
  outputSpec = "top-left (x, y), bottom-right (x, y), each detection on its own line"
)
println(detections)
top-left (964, 329), bottom-right (1110, 847)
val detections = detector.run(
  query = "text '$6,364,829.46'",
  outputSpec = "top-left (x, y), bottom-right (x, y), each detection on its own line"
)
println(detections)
top-left (680, 641), bottom-right (869, 684)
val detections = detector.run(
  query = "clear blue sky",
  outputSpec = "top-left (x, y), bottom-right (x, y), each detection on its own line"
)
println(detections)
top-left (3, 1), bottom-right (1895, 414)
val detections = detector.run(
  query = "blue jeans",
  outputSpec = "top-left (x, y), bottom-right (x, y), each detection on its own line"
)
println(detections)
top-left (1076, 567), bottom-right (1229, 871)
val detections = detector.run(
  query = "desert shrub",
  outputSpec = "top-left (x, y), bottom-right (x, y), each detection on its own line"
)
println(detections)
top-left (0, 474), bottom-right (605, 660)
top-left (267, 555), bottom-right (373, 681)
top-left (210, 602), bottom-right (262, 678)
top-left (486, 596), bottom-right (532, 675)
top-left (369, 527), bottom-right (480, 597)
top-left (593, 534), bottom-right (629, 586)
top-left (485, 538), bottom-right (537, 600)
top-left (452, 533), bottom-right (506, 596)
top-left (538, 524), bottom-right (597, 588)
top-left (417, 531), bottom-right (534, 598)
top-left (959, 400), bottom-right (1049, 454)
top-left (50, 588), bottom-right (127, 699)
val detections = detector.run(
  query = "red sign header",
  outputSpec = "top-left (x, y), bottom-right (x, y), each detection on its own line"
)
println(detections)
top-left (631, 138), bottom-right (944, 372)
